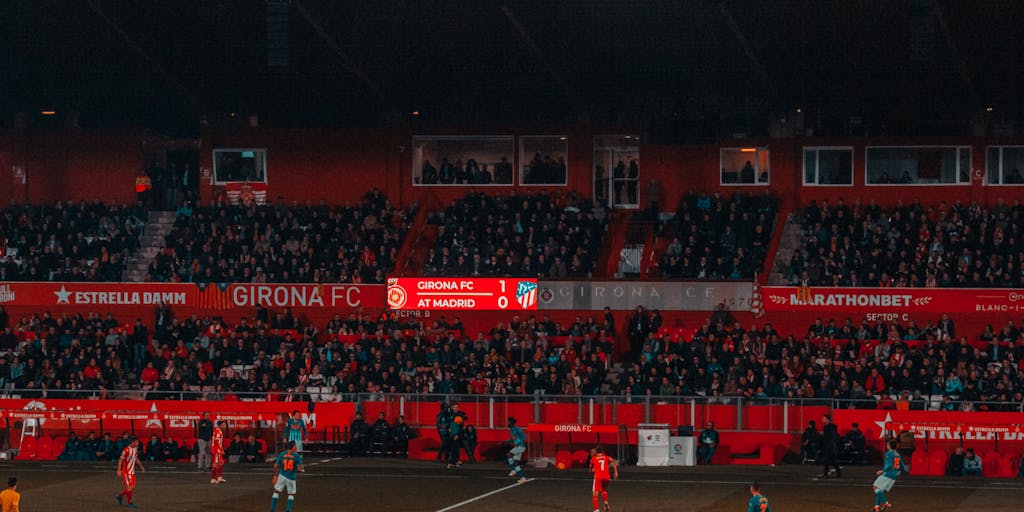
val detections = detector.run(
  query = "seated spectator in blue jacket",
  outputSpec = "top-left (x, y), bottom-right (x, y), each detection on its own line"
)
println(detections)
top-left (145, 435), bottom-right (164, 462)
top-left (57, 432), bottom-right (84, 461)
top-left (95, 432), bottom-right (117, 461)
top-left (962, 449), bottom-right (982, 476)
top-left (697, 422), bottom-right (719, 464)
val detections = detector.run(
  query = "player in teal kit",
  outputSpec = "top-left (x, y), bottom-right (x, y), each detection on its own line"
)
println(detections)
top-left (505, 418), bottom-right (527, 483)
top-left (285, 411), bottom-right (307, 452)
top-left (872, 439), bottom-right (902, 511)
top-left (270, 441), bottom-right (305, 512)
top-left (746, 482), bottom-right (770, 512)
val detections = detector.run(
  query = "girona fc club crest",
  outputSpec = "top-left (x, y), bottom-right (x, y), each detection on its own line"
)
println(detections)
top-left (387, 284), bottom-right (408, 309)
top-left (516, 281), bottom-right (537, 309)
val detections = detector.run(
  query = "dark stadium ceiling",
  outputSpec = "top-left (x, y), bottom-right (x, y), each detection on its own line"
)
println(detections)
top-left (2, 0), bottom-right (1023, 136)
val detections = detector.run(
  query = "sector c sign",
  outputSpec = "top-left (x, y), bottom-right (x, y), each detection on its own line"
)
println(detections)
top-left (386, 277), bottom-right (538, 311)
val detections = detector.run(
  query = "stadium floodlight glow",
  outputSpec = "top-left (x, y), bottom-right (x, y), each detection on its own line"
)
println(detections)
top-left (412, 111), bottom-right (420, 116)
top-left (986, 107), bottom-right (994, 112)
top-left (40, 110), bottom-right (56, 115)
top-left (741, 147), bottom-right (757, 152)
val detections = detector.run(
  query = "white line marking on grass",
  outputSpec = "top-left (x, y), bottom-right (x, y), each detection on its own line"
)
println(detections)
top-left (433, 478), bottom-right (532, 512)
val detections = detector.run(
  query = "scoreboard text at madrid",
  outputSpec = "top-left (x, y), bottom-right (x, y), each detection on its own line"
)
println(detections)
top-left (386, 278), bottom-right (538, 311)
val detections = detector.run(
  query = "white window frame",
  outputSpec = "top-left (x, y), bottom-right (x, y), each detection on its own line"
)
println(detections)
top-left (864, 145), bottom-right (971, 186)
top-left (212, 148), bottom-right (268, 185)
top-left (720, 147), bottom-right (770, 186)
top-left (518, 135), bottom-right (569, 186)
top-left (984, 146), bottom-right (1024, 186)
top-left (412, 135), bottom-right (516, 187)
top-left (803, 146), bottom-right (854, 187)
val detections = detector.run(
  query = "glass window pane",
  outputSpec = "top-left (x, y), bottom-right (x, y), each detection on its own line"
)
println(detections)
top-left (958, 148), bottom-right (971, 183)
top-left (804, 150), bottom-right (816, 184)
top-left (413, 136), bottom-right (515, 186)
top-left (721, 148), bottom-right (768, 185)
top-left (986, 147), bottom-right (1001, 184)
top-left (1002, 147), bottom-right (1024, 184)
top-left (214, 149), bottom-right (266, 183)
top-left (520, 136), bottom-right (568, 185)
top-left (865, 147), bottom-right (966, 185)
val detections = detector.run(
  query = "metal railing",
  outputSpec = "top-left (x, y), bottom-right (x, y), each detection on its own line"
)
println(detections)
top-left (2, 389), bottom-right (1020, 432)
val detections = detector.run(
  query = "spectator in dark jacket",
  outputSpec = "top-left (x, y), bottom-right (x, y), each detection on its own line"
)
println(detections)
top-left (243, 434), bottom-right (264, 463)
top-left (946, 447), bottom-right (965, 476)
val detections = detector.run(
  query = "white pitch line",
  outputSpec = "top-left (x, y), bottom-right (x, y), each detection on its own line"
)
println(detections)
top-left (433, 478), bottom-right (532, 512)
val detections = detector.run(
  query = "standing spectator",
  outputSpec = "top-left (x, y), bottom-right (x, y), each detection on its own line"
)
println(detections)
top-left (819, 414), bottom-right (841, 479)
top-left (371, 412), bottom-right (390, 454)
top-left (435, 404), bottom-right (453, 462)
top-left (391, 416), bottom-right (413, 456)
top-left (446, 405), bottom-right (467, 469)
top-left (627, 306), bottom-right (649, 360)
top-left (462, 424), bottom-right (478, 463)
top-left (135, 171), bottom-right (151, 206)
top-left (349, 413), bottom-right (369, 456)
top-left (697, 422), bottom-right (719, 464)
top-left (196, 412), bottom-right (214, 471)
top-left (962, 449), bottom-right (982, 476)
top-left (801, 421), bottom-right (820, 463)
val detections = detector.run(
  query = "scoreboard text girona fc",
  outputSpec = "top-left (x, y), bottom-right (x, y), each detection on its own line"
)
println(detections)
top-left (386, 278), bottom-right (538, 311)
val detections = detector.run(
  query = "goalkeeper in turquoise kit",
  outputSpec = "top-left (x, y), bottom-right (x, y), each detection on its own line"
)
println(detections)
top-left (872, 439), bottom-right (902, 511)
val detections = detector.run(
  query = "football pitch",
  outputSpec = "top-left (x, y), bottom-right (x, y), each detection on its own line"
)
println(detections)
top-left (5, 458), bottom-right (1021, 511)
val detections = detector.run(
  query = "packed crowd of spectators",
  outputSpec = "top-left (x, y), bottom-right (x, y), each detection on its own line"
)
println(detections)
top-left (2, 303), bottom-right (1023, 409)
top-left (624, 311), bottom-right (1024, 409)
top-left (148, 190), bottom-right (412, 283)
top-left (786, 198), bottom-right (1024, 288)
top-left (0, 305), bottom-right (618, 399)
top-left (656, 191), bottom-right (776, 279)
top-left (426, 192), bottom-right (607, 278)
top-left (0, 201), bottom-right (143, 281)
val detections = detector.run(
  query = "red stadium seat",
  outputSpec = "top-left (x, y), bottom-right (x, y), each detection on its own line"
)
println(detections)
top-left (36, 436), bottom-right (53, 460)
top-left (1000, 452), bottom-right (1020, 478)
top-left (18, 437), bottom-right (36, 460)
top-left (982, 452), bottom-right (1001, 477)
top-left (910, 449), bottom-right (928, 476)
top-left (50, 436), bottom-right (66, 459)
top-left (555, 450), bottom-right (572, 469)
top-left (572, 449), bottom-right (589, 467)
top-left (927, 450), bottom-right (948, 476)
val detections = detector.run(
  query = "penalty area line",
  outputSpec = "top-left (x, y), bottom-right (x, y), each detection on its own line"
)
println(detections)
top-left (433, 478), bottom-right (532, 512)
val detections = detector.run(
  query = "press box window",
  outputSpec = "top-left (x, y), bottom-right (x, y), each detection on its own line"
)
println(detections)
top-left (213, 149), bottom-right (267, 183)
top-left (804, 148), bottom-right (853, 185)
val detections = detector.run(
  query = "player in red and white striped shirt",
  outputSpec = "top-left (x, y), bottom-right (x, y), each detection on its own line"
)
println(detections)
top-left (116, 436), bottom-right (144, 508)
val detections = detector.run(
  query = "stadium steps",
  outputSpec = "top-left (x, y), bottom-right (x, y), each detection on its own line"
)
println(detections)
top-left (767, 212), bottom-right (804, 285)
top-left (122, 210), bottom-right (177, 281)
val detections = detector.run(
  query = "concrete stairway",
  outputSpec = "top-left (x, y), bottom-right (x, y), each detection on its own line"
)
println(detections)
top-left (767, 212), bottom-right (805, 285)
top-left (122, 211), bottom-right (177, 282)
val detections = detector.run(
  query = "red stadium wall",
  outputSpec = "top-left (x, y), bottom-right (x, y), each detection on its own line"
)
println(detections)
top-left (0, 127), bottom-right (143, 204)
top-left (1, 124), bottom-right (1020, 210)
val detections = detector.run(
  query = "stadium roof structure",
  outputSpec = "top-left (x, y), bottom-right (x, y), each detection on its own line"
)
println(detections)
top-left (2, 0), bottom-right (1023, 136)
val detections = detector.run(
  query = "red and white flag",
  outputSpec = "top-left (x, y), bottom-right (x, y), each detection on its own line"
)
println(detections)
top-left (750, 278), bottom-right (765, 318)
